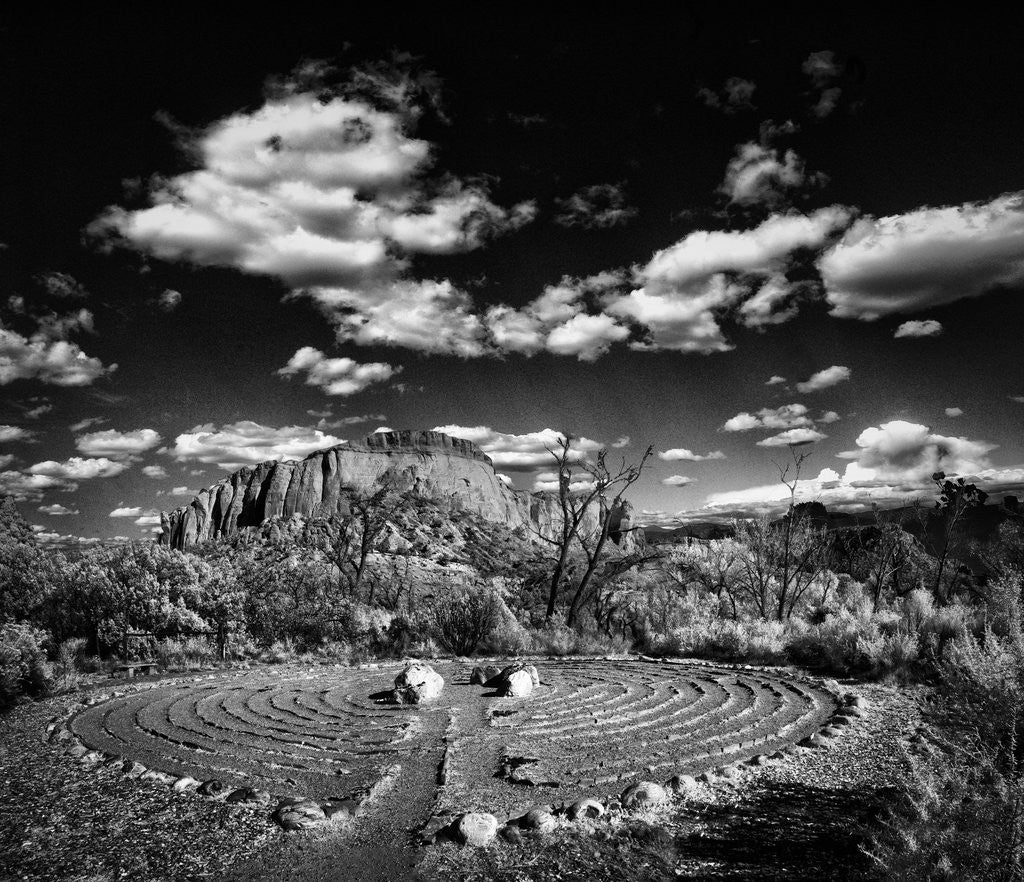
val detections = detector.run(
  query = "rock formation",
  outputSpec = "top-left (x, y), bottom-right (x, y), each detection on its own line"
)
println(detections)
top-left (159, 429), bottom-right (642, 553)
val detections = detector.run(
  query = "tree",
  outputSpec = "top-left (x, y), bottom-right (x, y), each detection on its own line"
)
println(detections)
top-left (929, 472), bottom-right (988, 603)
top-left (534, 434), bottom-right (652, 623)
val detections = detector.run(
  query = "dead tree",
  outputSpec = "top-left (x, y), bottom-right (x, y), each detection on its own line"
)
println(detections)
top-left (534, 434), bottom-right (653, 623)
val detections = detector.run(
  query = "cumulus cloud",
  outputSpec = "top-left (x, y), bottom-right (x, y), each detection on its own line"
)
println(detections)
top-left (277, 347), bottom-right (400, 395)
top-left (169, 486), bottom-right (191, 496)
top-left (737, 275), bottom-right (803, 328)
top-left (553, 183), bottom-right (638, 229)
top-left (90, 59), bottom-right (535, 359)
top-left (142, 465), bottom-right (168, 478)
top-left (945, 407), bottom-right (963, 417)
top-left (37, 272), bottom-right (89, 300)
top-left (109, 506), bottom-right (142, 517)
top-left (0, 471), bottom-right (74, 501)
top-left (611, 436), bottom-right (631, 449)
top-left (0, 323), bottom-right (115, 386)
top-left (719, 143), bottom-right (822, 207)
top-left (606, 207), bottom-right (852, 353)
top-left (0, 424), bottom-right (33, 443)
top-left (894, 319), bottom-right (943, 338)
top-left (723, 404), bottom-right (814, 432)
top-left (818, 410), bottom-right (841, 424)
top-left (696, 77), bottom-right (757, 114)
top-left (432, 425), bottom-right (601, 472)
top-left (157, 289), bottom-right (182, 311)
top-left (29, 457), bottom-right (129, 480)
top-left (69, 416), bottom-right (107, 433)
top-left (819, 193), bottom-right (1024, 320)
top-left (544, 313), bottom-right (630, 361)
top-left (75, 428), bottom-right (162, 459)
top-left (532, 470), bottom-right (597, 493)
top-left (662, 475), bottom-right (694, 486)
top-left (765, 375), bottom-right (786, 385)
top-left (795, 365), bottom-right (850, 393)
top-left (756, 427), bottom-right (827, 447)
top-left (38, 503), bottom-right (78, 516)
top-left (135, 512), bottom-right (161, 526)
top-left (802, 50), bottom-right (844, 118)
top-left (164, 420), bottom-right (346, 470)
top-left (658, 448), bottom-right (726, 462)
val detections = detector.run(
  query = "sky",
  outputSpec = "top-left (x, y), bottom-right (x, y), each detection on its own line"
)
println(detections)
top-left (2, 7), bottom-right (1023, 544)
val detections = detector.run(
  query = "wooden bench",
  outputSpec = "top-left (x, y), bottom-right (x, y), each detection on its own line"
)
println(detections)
top-left (115, 661), bottom-right (158, 678)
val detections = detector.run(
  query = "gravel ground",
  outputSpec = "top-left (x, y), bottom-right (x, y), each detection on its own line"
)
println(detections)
top-left (0, 670), bottom-right (923, 881)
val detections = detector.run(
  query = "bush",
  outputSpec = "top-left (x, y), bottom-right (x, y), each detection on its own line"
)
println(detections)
top-left (155, 636), bottom-right (217, 671)
top-left (429, 583), bottom-right (501, 655)
top-left (0, 622), bottom-right (53, 707)
top-left (53, 637), bottom-right (85, 693)
top-left (529, 622), bottom-right (629, 656)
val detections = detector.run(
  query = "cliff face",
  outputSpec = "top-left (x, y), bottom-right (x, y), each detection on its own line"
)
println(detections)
top-left (159, 429), bottom-right (642, 553)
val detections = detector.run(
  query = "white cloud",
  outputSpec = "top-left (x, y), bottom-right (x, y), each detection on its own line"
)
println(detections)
top-left (737, 275), bottom-right (802, 328)
top-left (894, 319), bottom-right (943, 338)
top-left (765, 375), bottom-right (786, 386)
top-left (37, 272), bottom-right (88, 300)
top-left (29, 457), bottom-right (128, 480)
top-left (90, 61), bottom-right (534, 359)
top-left (719, 143), bottom-right (819, 206)
top-left (169, 486), bottom-right (192, 496)
top-left (372, 426), bottom-right (393, 433)
top-left (945, 407), bottom-right (964, 418)
top-left (606, 207), bottom-right (852, 353)
top-left (723, 404), bottom-right (813, 432)
top-left (544, 313), bottom-right (629, 361)
top-left (69, 416), bottom-right (107, 433)
top-left (0, 324), bottom-right (115, 386)
top-left (158, 289), bottom-right (182, 311)
top-left (696, 77), bottom-right (756, 114)
top-left (164, 420), bottom-right (346, 470)
top-left (818, 410), bottom-right (841, 424)
top-left (554, 183), bottom-right (637, 229)
top-left (611, 436), bottom-right (631, 449)
top-left (756, 427), bottom-right (827, 447)
top-left (819, 193), bottom-right (1024, 319)
top-left (277, 347), bottom-right (400, 395)
top-left (433, 425), bottom-right (601, 472)
top-left (795, 365), bottom-right (850, 393)
top-left (109, 506), bottom-right (142, 518)
top-left (0, 455), bottom-right (13, 470)
top-left (134, 512), bottom-right (161, 526)
top-left (532, 470), bottom-right (597, 493)
top-left (23, 402), bottom-right (52, 420)
top-left (658, 448), bottom-right (726, 462)
top-left (802, 50), bottom-right (844, 118)
top-left (0, 425), bottom-right (32, 443)
top-left (142, 465), bottom-right (168, 478)
top-left (662, 475), bottom-right (694, 486)
top-left (75, 428), bottom-right (162, 459)
top-left (1012, 396), bottom-right (1024, 404)
top-left (0, 471), bottom-right (74, 501)
top-left (38, 503), bottom-right (78, 516)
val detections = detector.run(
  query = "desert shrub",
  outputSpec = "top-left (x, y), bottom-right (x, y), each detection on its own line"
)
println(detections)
top-left (429, 582), bottom-right (501, 656)
top-left (260, 638), bottom-right (300, 665)
top-left (155, 636), bottom-right (217, 671)
top-left (479, 597), bottom-right (532, 656)
top-left (528, 622), bottom-right (628, 656)
top-left (788, 609), bottom-right (876, 673)
top-left (0, 622), bottom-right (53, 707)
top-left (861, 630), bottom-right (919, 679)
top-left (53, 637), bottom-right (86, 692)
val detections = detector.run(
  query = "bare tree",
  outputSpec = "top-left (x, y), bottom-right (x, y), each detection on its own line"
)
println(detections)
top-left (534, 434), bottom-right (653, 623)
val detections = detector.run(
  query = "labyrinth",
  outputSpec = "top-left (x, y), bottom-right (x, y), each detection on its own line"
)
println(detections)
top-left (62, 658), bottom-right (842, 831)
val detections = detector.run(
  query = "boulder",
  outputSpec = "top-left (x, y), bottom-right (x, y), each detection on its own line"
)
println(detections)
top-left (455, 812), bottom-right (498, 847)
top-left (173, 776), bottom-right (201, 792)
top-left (122, 759), bottom-right (146, 778)
top-left (567, 797), bottom-right (605, 820)
top-left (226, 787), bottom-right (271, 804)
top-left (519, 808), bottom-right (557, 832)
top-left (620, 781), bottom-right (669, 808)
top-left (526, 665), bottom-right (540, 687)
top-left (274, 799), bottom-right (327, 831)
top-left (668, 774), bottom-right (698, 794)
top-left (485, 663), bottom-right (535, 697)
top-left (198, 779), bottom-right (231, 799)
top-left (390, 662), bottom-right (444, 704)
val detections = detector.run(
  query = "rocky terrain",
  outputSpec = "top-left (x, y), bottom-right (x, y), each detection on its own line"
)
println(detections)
top-left (160, 429), bottom-right (641, 555)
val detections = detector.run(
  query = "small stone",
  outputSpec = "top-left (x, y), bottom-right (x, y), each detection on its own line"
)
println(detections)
top-left (66, 743), bottom-right (88, 759)
top-left (274, 799), bottom-right (327, 831)
top-left (198, 779), bottom-right (231, 799)
top-left (79, 750), bottom-right (103, 765)
top-left (520, 808), bottom-right (557, 833)
top-left (620, 781), bottom-right (669, 808)
top-left (500, 824), bottom-right (524, 844)
top-left (122, 759), bottom-right (146, 778)
top-left (567, 797), bottom-right (605, 820)
top-left (173, 776), bottom-right (201, 792)
top-left (455, 812), bottom-right (498, 847)
top-left (745, 754), bottom-right (768, 766)
top-left (720, 765), bottom-right (742, 780)
top-left (140, 769), bottom-right (175, 785)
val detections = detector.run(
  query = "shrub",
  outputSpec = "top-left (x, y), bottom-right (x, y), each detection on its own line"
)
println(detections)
top-left (53, 637), bottom-right (85, 693)
top-left (429, 583), bottom-right (501, 655)
top-left (155, 636), bottom-right (217, 671)
top-left (0, 622), bottom-right (53, 707)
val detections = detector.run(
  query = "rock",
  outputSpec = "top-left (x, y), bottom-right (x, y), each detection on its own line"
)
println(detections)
top-left (455, 812), bottom-right (498, 847)
top-left (122, 759), bottom-right (146, 778)
top-left (821, 726), bottom-right (842, 738)
top-left (844, 694), bottom-right (868, 709)
top-left (389, 662), bottom-right (444, 704)
top-left (173, 776), bottom-right (201, 792)
top-left (501, 669), bottom-right (534, 698)
top-left (567, 797), bottom-right (605, 820)
top-left (66, 743), bottom-right (88, 759)
top-left (499, 824), bottom-right (524, 844)
top-left (322, 797), bottom-right (360, 820)
top-left (526, 665), bottom-right (540, 687)
top-left (469, 666), bottom-right (488, 685)
top-left (274, 799), bottom-right (327, 831)
top-left (159, 430), bottom-right (644, 556)
top-left (519, 808), bottom-right (557, 832)
top-left (226, 786), bottom-right (267, 804)
top-left (197, 779), bottom-right (231, 799)
top-left (79, 750), bottom-right (103, 765)
top-left (668, 774), bottom-right (699, 794)
top-left (140, 769), bottom-right (176, 785)
top-left (620, 781), bottom-right (669, 808)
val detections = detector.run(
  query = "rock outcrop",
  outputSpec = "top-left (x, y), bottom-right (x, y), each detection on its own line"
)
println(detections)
top-left (159, 429), bottom-right (642, 553)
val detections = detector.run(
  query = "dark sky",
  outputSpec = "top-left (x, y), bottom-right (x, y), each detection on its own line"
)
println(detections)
top-left (2, 7), bottom-right (1023, 542)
